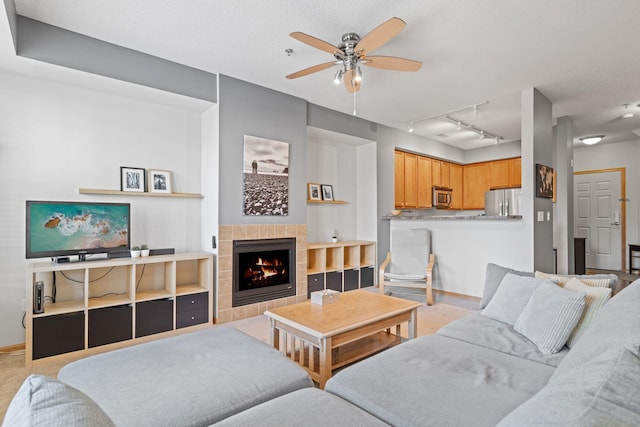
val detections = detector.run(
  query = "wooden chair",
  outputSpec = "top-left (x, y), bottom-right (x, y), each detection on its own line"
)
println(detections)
top-left (379, 228), bottom-right (435, 305)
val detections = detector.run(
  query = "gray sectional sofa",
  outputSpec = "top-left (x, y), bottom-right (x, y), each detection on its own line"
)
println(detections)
top-left (5, 266), bottom-right (640, 426)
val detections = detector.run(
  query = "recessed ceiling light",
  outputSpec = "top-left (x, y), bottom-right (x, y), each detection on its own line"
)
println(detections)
top-left (580, 135), bottom-right (604, 145)
top-left (622, 112), bottom-right (635, 119)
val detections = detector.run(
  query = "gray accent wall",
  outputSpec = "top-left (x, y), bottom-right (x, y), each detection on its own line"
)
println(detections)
top-left (218, 75), bottom-right (307, 225)
top-left (13, 16), bottom-right (217, 103)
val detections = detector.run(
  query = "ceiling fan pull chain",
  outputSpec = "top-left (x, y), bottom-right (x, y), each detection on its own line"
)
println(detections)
top-left (353, 89), bottom-right (357, 116)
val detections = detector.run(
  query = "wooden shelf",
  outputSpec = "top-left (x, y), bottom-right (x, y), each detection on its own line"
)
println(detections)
top-left (79, 188), bottom-right (203, 199)
top-left (307, 199), bottom-right (347, 204)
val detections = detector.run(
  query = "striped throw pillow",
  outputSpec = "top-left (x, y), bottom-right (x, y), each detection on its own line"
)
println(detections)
top-left (535, 271), bottom-right (612, 288)
top-left (563, 278), bottom-right (612, 348)
top-left (514, 281), bottom-right (586, 354)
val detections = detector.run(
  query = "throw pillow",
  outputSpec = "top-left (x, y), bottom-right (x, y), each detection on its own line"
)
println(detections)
top-left (535, 271), bottom-right (614, 288)
top-left (563, 278), bottom-right (612, 348)
top-left (514, 281), bottom-right (586, 355)
top-left (480, 273), bottom-right (545, 325)
top-left (479, 263), bottom-right (534, 309)
top-left (3, 374), bottom-right (115, 427)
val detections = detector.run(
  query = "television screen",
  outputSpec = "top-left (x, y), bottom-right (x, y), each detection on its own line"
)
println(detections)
top-left (26, 201), bottom-right (130, 260)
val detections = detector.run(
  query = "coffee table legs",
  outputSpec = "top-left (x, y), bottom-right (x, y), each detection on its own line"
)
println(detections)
top-left (318, 336), bottom-right (332, 389)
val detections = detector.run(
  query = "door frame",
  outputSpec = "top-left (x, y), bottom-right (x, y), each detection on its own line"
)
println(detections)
top-left (573, 167), bottom-right (627, 271)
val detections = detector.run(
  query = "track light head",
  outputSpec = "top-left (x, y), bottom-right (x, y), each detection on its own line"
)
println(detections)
top-left (408, 121), bottom-right (414, 133)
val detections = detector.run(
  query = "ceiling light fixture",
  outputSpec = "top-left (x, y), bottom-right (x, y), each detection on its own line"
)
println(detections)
top-left (473, 105), bottom-right (478, 116)
top-left (456, 121), bottom-right (462, 132)
top-left (621, 104), bottom-right (634, 119)
top-left (408, 122), bottom-right (414, 133)
top-left (444, 115), bottom-right (504, 143)
top-left (333, 69), bottom-right (343, 85)
top-left (407, 101), bottom-right (489, 134)
top-left (355, 66), bottom-right (363, 82)
top-left (580, 135), bottom-right (604, 145)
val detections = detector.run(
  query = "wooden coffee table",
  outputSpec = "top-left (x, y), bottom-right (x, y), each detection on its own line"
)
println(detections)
top-left (264, 289), bottom-right (421, 388)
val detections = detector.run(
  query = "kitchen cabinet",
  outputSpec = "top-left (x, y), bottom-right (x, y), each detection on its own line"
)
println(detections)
top-left (417, 156), bottom-right (432, 208)
top-left (431, 160), bottom-right (451, 188)
top-left (463, 162), bottom-right (491, 209)
top-left (449, 164), bottom-right (463, 209)
top-left (490, 159), bottom-right (510, 189)
top-left (508, 157), bottom-right (521, 187)
top-left (394, 151), bottom-right (405, 207)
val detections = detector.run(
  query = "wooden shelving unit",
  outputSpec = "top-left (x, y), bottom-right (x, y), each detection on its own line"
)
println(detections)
top-left (79, 188), bottom-right (203, 199)
top-left (306, 241), bottom-right (376, 294)
top-left (306, 199), bottom-right (347, 204)
top-left (26, 252), bottom-right (213, 366)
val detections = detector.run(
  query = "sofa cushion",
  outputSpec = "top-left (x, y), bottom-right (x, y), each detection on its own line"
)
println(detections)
top-left (3, 374), bottom-right (115, 427)
top-left (498, 344), bottom-right (640, 427)
top-left (325, 334), bottom-right (555, 427)
top-left (58, 327), bottom-right (313, 427)
top-left (513, 281), bottom-right (586, 354)
top-left (481, 273), bottom-right (547, 325)
top-left (215, 388), bottom-right (390, 427)
top-left (479, 263), bottom-right (534, 309)
top-left (535, 270), bottom-right (617, 289)
top-left (563, 278), bottom-right (611, 348)
top-left (438, 313), bottom-right (568, 367)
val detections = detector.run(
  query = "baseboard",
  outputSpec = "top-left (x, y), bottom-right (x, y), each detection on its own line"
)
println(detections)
top-left (0, 343), bottom-right (25, 354)
top-left (433, 289), bottom-right (480, 302)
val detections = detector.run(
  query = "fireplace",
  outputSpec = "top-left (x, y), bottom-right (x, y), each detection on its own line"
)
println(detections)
top-left (232, 238), bottom-right (296, 307)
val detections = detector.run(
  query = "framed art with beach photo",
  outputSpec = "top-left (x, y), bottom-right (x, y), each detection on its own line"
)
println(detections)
top-left (120, 167), bottom-right (146, 192)
top-left (148, 169), bottom-right (172, 194)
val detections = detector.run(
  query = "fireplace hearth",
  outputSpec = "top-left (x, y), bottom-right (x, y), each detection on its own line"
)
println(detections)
top-left (232, 238), bottom-right (296, 307)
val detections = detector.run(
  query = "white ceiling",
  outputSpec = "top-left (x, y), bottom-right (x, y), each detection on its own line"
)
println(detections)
top-left (4, 0), bottom-right (640, 150)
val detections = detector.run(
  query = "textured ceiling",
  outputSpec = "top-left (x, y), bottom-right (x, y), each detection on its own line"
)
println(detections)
top-left (5, 0), bottom-right (640, 150)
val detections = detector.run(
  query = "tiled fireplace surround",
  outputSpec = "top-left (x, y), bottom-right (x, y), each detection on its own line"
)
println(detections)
top-left (216, 224), bottom-right (308, 323)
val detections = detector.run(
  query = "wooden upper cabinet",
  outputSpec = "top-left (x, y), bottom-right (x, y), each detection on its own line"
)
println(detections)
top-left (463, 162), bottom-right (491, 209)
top-left (417, 156), bottom-right (432, 208)
top-left (432, 160), bottom-right (442, 187)
top-left (449, 163), bottom-right (463, 209)
top-left (394, 151), bottom-right (405, 208)
top-left (403, 153), bottom-right (418, 208)
top-left (490, 159), bottom-right (510, 189)
top-left (508, 157), bottom-right (522, 187)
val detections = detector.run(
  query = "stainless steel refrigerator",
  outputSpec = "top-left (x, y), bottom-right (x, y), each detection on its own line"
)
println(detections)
top-left (484, 188), bottom-right (522, 216)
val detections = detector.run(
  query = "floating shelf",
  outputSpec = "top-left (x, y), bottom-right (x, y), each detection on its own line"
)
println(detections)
top-left (79, 188), bottom-right (203, 199)
top-left (307, 199), bottom-right (347, 204)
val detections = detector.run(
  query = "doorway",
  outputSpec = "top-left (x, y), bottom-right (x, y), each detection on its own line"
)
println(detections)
top-left (573, 168), bottom-right (626, 271)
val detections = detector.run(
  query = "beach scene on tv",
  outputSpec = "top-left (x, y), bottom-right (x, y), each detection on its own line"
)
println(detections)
top-left (29, 203), bottom-right (129, 253)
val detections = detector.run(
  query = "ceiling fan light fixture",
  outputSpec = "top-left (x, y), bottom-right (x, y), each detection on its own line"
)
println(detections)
top-left (333, 69), bottom-right (343, 85)
top-left (355, 66), bottom-right (363, 82)
top-left (580, 135), bottom-right (604, 145)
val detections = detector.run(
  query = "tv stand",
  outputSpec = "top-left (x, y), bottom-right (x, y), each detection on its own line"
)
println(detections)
top-left (26, 252), bottom-right (213, 366)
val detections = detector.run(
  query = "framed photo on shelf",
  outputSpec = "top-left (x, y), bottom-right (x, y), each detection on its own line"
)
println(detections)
top-left (321, 184), bottom-right (334, 201)
top-left (307, 183), bottom-right (322, 201)
top-left (120, 167), bottom-right (146, 192)
top-left (148, 169), bottom-right (172, 194)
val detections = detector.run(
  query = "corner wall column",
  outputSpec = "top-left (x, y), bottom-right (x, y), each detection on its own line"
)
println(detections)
top-left (554, 116), bottom-right (575, 274)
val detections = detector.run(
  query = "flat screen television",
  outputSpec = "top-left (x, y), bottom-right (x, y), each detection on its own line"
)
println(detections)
top-left (26, 200), bottom-right (130, 261)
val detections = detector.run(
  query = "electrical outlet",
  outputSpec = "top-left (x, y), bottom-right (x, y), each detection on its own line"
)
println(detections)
top-left (21, 298), bottom-right (25, 312)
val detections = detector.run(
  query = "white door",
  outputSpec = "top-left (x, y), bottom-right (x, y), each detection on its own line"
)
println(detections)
top-left (574, 172), bottom-right (621, 270)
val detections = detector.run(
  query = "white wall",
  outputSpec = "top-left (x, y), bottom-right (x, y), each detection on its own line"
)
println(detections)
top-left (574, 139), bottom-right (640, 253)
top-left (0, 71), bottom-right (210, 347)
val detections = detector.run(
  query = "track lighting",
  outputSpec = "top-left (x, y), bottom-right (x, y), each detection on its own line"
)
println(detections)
top-left (408, 122), bottom-right (414, 133)
top-left (479, 131), bottom-right (485, 140)
top-left (473, 105), bottom-right (478, 116)
top-left (333, 69), bottom-right (343, 85)
top-left (621, 104), bottom-right (634, 119)
top-left (456, 122), bottom-right (462, 132)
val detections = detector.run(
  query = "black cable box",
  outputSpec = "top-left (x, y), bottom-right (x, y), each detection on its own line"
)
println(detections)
top-left (149, 248), bottom-right (175, 256)
top-left (108, 251), bottom-right (131, 259)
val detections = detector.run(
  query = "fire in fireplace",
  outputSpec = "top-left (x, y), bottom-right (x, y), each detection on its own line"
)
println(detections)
top-left (232, 238), bottom-right (296, 307)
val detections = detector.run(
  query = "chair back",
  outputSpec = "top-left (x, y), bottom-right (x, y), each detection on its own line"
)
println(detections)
top-left (389, 228), bottom-right (431, 275)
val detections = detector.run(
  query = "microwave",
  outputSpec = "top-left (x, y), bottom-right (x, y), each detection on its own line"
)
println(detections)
top-left (432, 186), bottom-right (452, 208)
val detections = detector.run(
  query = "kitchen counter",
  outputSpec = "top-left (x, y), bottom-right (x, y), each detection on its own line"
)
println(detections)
top-left (382, 214), bottom-right (522, 220)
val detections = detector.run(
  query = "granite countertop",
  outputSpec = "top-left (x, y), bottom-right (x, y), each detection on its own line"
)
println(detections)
top-left (382, 214), bottom-right (523, 220)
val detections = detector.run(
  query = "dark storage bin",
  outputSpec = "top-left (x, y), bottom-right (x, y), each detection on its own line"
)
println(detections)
top-left (307, 273), bottom-right (325, 298)
top-left (136, 299), bottom-right (173, 338)
top-left (326, 271), bottom-right (343, 292)
top-left (33, 311), bottom-right (84, 359)
top-left (88, 305), bottom-right (132, 348)
top-left (344, 269), bottom-right (359, 291)
top-left (360, 267), bottom-right (374, 288)
top-left (176, 293), bottom-right (209, 329)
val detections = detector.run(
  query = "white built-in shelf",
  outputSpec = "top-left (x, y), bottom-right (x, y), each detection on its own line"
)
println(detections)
top-left (307, 199), bottom-right (347, 205)
top-left (79, 188), bottom-right (203, 199)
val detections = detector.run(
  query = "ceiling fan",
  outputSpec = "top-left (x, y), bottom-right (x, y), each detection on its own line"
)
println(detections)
top-left (286, 17), bottom-right (422, 93)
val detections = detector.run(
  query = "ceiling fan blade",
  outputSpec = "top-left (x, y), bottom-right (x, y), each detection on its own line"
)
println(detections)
top-left (355, 17), bottom-right (406, 56)
top-left (290, 32), bottom-right (343, 57)
top-left (344, 69), bottom-right (361, 93)
top-left (363, 55), bottom-right (422, 71)
top-left (286, 61), bottom-right (336, 79)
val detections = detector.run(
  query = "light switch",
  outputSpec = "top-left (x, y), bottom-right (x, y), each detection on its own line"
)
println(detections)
top-left (537, 211), bottom-right (544, 222)
top-left (546, 212), bottom-right (551, 221)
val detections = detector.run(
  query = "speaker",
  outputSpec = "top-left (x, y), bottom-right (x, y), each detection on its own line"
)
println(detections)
top-left (33, 281), bottom-right (44, 314)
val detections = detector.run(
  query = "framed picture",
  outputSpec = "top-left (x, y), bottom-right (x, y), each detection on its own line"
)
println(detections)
top-left (243, 135), bottom-right (289, 216)
top-left (321, 184), bottom-right (334, 201)
top-left (120, 167), bottom-right (145, 192)
top-left (536, 164), bottom-right (554, 198)
top-left (307, 183), bottom-right (322, 201)
top-left (148, 169), bottom-right (172, 193)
